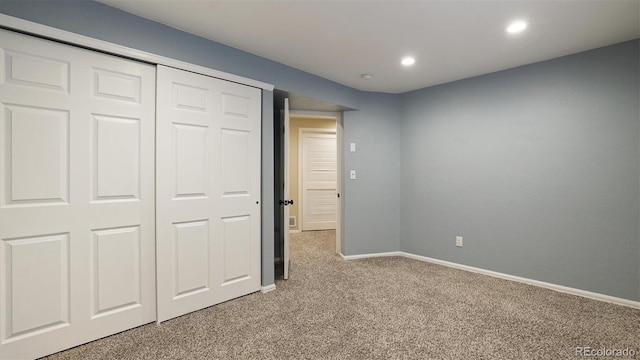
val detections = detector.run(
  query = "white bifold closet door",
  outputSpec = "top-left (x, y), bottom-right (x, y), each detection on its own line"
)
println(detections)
top-left (156, 66), bottom-right (261, 323)
top-left (0, 30), bottom-right (156, 359)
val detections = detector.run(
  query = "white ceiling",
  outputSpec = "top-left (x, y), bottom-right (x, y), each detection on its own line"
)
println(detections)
top-left (98, 0), bottom-right (639, 94)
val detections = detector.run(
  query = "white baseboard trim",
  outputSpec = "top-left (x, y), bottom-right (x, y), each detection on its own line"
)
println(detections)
top-left (340, 251), bottom-right (402, 260)
top-left (261, 284), bottom-right (276, 293)
top-left (400, 252), bottom-right (639, 309)
top-left (289, 230), bottom-right (301, 234)
top-left (340, 250), bottom-right (639, 309)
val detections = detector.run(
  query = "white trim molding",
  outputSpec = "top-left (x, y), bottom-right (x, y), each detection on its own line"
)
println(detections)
top-left (0, 13), bottom-right (274, 91)
top-left (340, 251), bottom-right (402, 261)
top-left (341, 251), bottom-right (640, 309)
top-left (261, 284), bottom-right (277, 293)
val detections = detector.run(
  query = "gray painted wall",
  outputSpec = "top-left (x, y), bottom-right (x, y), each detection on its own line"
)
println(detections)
top-left (2, 0), bottom-right (637, 301)
top-left (400, 40), bottom-right (640, 301)
top-left (343, 93), bottom-right (401, 255)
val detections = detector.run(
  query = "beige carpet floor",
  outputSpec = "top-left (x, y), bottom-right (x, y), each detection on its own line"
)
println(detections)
top-left (43, 230), bottom-right (639, 359)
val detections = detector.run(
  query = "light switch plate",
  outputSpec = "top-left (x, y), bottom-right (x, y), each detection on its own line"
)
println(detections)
top-left (350, 143), bottom-right (356, 152)
top-left (350, 170), bottom-right (356, 180)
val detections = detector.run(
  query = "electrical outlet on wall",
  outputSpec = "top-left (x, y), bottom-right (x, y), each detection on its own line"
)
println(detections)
top-left (456, 236), bottom-right (463, 247)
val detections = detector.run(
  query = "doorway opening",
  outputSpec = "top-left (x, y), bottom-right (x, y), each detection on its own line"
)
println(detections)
top-left (273, 93), bottom-right (345, 280)
top-left (289, 115), bottom-right (337, 234)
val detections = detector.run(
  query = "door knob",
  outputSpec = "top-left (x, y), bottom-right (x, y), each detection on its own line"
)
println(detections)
top-left (279, 199), bottom-right (294, 206)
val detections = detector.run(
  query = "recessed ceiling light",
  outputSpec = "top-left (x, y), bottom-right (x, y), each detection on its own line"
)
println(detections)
top-left (361, 73), bottom-right (373, 80)
top-left (506, 20), bottom-right (528, 34)
top-left (401, 56), bottom-right (415, 66)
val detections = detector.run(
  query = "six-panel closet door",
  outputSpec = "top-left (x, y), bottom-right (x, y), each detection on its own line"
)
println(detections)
top-left (0, 28), bottom-right (263, 359)
top-left (155, 65), bottom-right (261, 322)
top-left (0, 30), bottom-right (157, 359)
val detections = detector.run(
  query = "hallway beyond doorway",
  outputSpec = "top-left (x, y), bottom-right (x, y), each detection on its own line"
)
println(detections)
top-left (275, 230), bottom-right (336, 279)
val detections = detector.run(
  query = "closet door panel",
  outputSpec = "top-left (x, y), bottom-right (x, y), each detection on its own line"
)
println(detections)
top-left (216, 80), bottom-right (261, 297)
top-left (156, 67), bottom-right (217, 322)
top-left (156, 65), bottom-right (261, 323)
top-left (0, 29), bottom-right (156, 360)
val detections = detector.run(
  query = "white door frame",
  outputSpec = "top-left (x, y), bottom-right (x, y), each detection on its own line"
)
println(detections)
top-left (288, 111), bottom-right (343, 254)
top-left (336, 114), bottom-right (344, 255)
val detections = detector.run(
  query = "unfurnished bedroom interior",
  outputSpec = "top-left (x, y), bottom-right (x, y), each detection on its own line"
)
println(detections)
top-left (0, 1), bottom-right (638, 359)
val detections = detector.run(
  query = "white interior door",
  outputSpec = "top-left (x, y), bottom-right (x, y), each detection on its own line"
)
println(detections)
top-left (0, 30), bottom-right (156, 359)
top-left (283, 98), bottom-right (290, 279)
top-left (156, 65), bottom-right (261, 323)
top-left (300, 130), bottom-right (337, 231)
